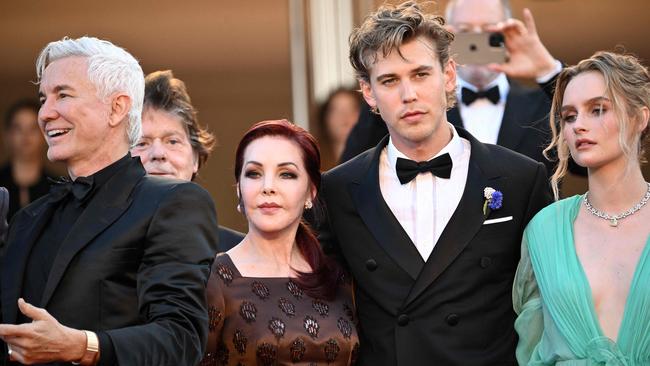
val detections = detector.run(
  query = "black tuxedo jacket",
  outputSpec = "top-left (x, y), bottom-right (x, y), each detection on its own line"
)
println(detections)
top-left (0, 158), bottom-right (218, 366)
top-left (341, 81), bottom-right (555, 175)
top-left (320, 128), bottom-right (551, 365)
top-left (217, 225), bottom-right (244, 252)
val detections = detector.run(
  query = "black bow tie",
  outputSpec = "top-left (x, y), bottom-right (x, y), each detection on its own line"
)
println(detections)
top-left (461, 86), bottom-right (500, 105)
top-left (48, 176), bottom-right (95, 204)
top-left (395, 153), bottom-right (453, 185)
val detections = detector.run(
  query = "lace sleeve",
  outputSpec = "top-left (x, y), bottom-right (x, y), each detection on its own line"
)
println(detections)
top-left (513, 233), bottom-right (544, 365)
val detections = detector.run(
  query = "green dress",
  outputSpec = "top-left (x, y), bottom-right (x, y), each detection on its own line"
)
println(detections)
top-left (513, 195), bottom-right (650, 365)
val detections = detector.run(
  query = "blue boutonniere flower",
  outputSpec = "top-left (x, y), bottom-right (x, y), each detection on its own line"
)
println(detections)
top-left (483, 187), bottom-right (503, 216)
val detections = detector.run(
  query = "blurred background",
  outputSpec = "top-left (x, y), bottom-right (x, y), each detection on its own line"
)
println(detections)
top-left (1, 0), bottom-right (648, 231)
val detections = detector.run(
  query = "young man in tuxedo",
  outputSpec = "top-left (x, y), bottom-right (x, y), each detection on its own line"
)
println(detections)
top-left (340, 0), bottom-right (572, 179)
top-left (319, 2), bottom-right (551, 364)
top-left (0, 37), bottom-right (218, 365)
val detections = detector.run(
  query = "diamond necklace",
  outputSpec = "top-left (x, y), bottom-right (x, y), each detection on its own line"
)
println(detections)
top-left (583, 182), bottom-right (650, 227)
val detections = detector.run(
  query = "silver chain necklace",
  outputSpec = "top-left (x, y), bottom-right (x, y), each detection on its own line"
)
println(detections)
top-left (583, 182), bottom-right (650, 227)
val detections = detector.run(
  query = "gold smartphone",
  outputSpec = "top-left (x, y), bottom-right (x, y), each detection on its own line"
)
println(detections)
top-left (450, 32), bottom-right (506, 65)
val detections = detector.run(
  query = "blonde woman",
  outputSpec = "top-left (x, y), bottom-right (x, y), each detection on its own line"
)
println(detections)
top-left (514, 52), bottom-right (650, 365)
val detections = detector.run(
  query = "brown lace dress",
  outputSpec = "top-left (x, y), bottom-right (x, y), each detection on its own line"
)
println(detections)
top-left (200, 253), bottom-right (359, 366)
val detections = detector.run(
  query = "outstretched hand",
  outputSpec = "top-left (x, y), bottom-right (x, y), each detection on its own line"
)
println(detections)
top-left (0, 298), bottom-right (86, 364)
top-left (487, 8), bottom-right (557, 79)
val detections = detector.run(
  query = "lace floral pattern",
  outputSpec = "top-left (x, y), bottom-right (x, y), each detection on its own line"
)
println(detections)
top-left (201, 254), bottom-right (359, 365)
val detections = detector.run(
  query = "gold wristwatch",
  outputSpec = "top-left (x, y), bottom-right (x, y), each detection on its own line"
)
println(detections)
top-left (72, 330), bottom-right (100, 366)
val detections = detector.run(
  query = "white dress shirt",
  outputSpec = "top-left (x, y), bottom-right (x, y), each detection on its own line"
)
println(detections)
top-left (457, 73), bottom-right (509, 145)
top-left (379, 124), bottom-right (471, 261)
top-left (456, 60), bottom-right (562, 145)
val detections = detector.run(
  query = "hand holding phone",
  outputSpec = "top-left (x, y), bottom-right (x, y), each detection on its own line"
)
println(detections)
top-left (450, 32), bottom-right (506, 65)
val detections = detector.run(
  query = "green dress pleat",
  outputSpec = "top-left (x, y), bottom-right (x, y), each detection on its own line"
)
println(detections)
top-left (514, 196), bottom-right (650, 365)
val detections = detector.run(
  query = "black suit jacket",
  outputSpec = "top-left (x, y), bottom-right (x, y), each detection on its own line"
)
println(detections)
top-left (341, 80), bottom-right (555, 175)
top-left (320, 128), bottom-right (551, 365)
top-left (217, 225), bottom-right (244, 252)
top-left (0, 158), bottom-right (218, 366)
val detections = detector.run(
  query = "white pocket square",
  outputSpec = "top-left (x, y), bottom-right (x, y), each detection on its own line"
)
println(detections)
top-left (483, 216), bottom-right (513, 225)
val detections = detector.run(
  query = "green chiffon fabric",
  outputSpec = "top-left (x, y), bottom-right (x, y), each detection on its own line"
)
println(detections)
top-left (513, 195), bottom-right (650, 366)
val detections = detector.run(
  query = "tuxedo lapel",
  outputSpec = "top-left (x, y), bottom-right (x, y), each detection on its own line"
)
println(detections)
top-left (40, 158), bottom-right (145, 307)
top-left (349, 136), bottom-right (424, 280)
top-left (403, 129), bottom-right (503, 307)
top-left (1, 199), bottom-right (56, 323)
top-left (496, 82), bottom-right (534, 150)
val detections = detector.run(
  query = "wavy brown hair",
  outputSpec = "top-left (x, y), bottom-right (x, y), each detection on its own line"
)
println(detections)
top-left (144, 70), bottom-right (216, 180)
top-left (545, 51), bottom-right (650, 199)
top-left (349, 1), bottom-right (456, 107)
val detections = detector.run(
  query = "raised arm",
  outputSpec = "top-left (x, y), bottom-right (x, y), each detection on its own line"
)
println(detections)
top-left (488, 8), bottom-right (559, 81)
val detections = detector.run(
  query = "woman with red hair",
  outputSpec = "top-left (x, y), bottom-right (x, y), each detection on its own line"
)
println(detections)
top-left (200, 120), bottom-right (359, 365)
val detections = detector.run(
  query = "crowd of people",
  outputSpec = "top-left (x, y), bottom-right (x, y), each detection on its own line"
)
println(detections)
top-left (0, 0), bottom-right (648, 365)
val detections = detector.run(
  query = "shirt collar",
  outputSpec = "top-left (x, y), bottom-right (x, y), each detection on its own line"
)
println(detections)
top-left (456, 73), bottom-right (510, 103)
top-left (387, 123), bottom-right (464, 174)
top-left (76, 152), bottom-right (132, 190)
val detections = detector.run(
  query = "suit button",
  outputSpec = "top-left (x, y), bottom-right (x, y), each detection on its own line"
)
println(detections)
top-left (397, 314), bottom-right (409, 326)
top-left (446, 313), bottom-right (460, 326)
top-left (480, 256), bottom-right (492, 268)
top-left (365, 259), bottom-right (378, 271)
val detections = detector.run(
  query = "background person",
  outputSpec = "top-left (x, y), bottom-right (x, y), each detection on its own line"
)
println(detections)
top-left (0, 99), bottom-right (51, 220)
top-left (318, 87), bottom-right (361, 169)
top-left (514, 51), bottom-right (650, 365)
top-left (0, 187), bottom-right (7, 244)
top-left (201, 120), bottom-right (359, 365)
top-left (132, 70), bottom-right (244, 252)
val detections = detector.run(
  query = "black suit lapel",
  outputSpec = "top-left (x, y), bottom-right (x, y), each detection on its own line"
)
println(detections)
top-left (403, 128), bottom-right (504, 307)
top-left (496, 82), bottom-right (534, 150)
top-left (349, 136), bottom-right (424, 280)
top-left (40, 158), bottom-right (145, 308)
top-left (1, 199), bottom-right (56, 323)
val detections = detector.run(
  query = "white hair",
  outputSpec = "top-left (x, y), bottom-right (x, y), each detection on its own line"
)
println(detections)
top-left (36, 36), bottom-right (145, 146)
top-left (445, 0), bottom-right (512, 24)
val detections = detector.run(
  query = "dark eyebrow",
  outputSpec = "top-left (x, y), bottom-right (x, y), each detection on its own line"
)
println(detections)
top-left (244, 161), bottom-right (262, 167)
top-left (375, 73), bottom-right (398, 83)
top-left (411, 65), bottom-right (433, 74)
top-left (244, 161), bottom-right (299, 169)
top-left (375, 65), bottom-right (433, 82)
top-left (561, 96), bottom-right (610, 113)
top-left (277, 162), bottom-right (298, 169)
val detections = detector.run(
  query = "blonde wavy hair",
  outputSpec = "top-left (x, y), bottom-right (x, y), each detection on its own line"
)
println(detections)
top-left (545, 51), bottom-right (650, 199)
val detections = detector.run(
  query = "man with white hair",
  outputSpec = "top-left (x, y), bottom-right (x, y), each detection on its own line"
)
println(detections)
top-left (0, 36), bottom-right (218, 366)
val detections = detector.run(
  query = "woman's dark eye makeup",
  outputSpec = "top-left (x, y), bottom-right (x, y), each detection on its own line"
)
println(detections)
top-left (244, 170), bottom-right (261, 178)
top-left (280, 171), bottom-right (298, 179)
